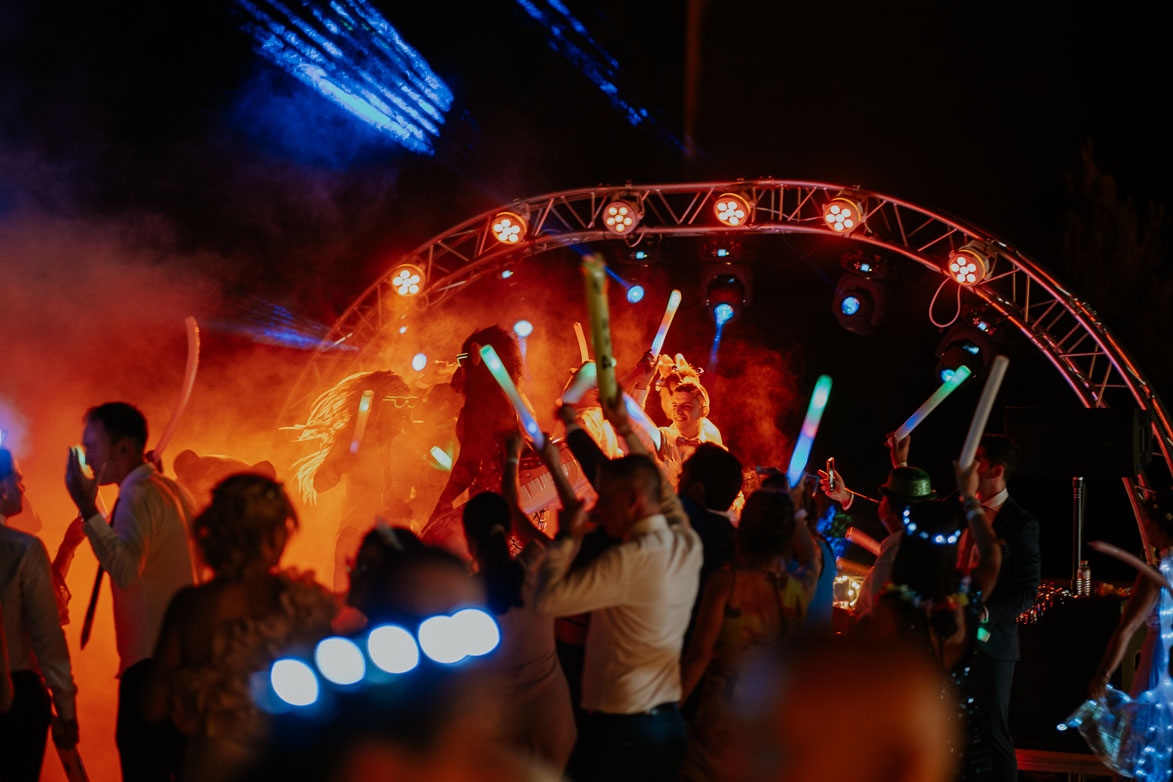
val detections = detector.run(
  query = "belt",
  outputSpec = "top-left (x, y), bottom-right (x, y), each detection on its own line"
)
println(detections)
top-left (596, 701), bottom-right (679, 718)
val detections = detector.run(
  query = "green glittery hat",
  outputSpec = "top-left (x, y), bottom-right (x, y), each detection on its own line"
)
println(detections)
top-left (879, 466), bottom-right (937, 504)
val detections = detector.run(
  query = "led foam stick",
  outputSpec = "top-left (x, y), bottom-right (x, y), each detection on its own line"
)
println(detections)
top-left (624, 394), bottom-right (663, 451)
top-left (573, 322), bottom-right (590, 363)
top-left (349, 390), bottom-right (375, 454)
top-left (581, 254), bottom-right (619, 405)
top-left (480, 345), bottom-right (546, 449)
top-left (561, 362), bottom-right (598, 405)
top-left (650, 290), bottom-right (683, 356)
top-left (787, 375), bottom-right (833, 489)
top-left (154, 317), bottom-right (201, 458)
top-left (845, 527), bottom-right (882, 557)
top-left (894, 365), bottom-right (973, 441)
top-left (1089, 541), bottom-right (1173, 594)
top-left (429, 446), bottom-right (453, 471)
top-left (959, 355), bottom-right (1009, 469)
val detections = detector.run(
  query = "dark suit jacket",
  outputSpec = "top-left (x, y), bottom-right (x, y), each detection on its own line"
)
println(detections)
top-left (980, 496), bottom-right (1041, 661)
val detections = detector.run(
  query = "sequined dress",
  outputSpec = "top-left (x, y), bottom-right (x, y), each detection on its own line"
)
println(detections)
top-left (1064, 551), bottom-right (1173, 781)
top-left (881, 583), bottom-right (991, 781)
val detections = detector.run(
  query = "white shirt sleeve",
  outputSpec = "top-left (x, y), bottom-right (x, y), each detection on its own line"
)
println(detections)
top-left (534, 536), bottom-right (630, 616)
top-left (83, 487), bottom-right (154, 589)
top-left (21, 538), bottom-right (78, 717)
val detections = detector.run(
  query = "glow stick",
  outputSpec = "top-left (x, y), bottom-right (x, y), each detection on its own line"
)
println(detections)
top-left (894, 365), bottom-right (973, 440)
top-left (581, 255), bottom-right (619, 405)
top-left (349, 390), bottom-right (375, 454)
top-left (650, 290), bottom-right (683, 356)
top-left (959, 355), bottom-right (1009, 469)
top-left (623, 394), bottom-right (663, 451)
top-left (561, 362), bottom-right (597, 405)
top-left (573, 322), bottom-right (590, 363)
top-left (846, 527), bottom-right (882, 557)
top-left (480, 345), bottom-right (546, 449)
top-left (787, 375), bottom-right (833, 488)
top-left (430, 446), bottom-right (453, 471)
top-left (1089, 541), bottom-right (1173, 593)
top-left (154, 316), bottom-right (201, 458)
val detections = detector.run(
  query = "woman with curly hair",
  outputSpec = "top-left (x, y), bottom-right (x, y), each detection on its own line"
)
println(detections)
top-left (145, 474), bottom-right (336, 782)
top-left (869, 461), bottom-right (1002, 782)
top-left (679, 488), bottom-right (818, 782)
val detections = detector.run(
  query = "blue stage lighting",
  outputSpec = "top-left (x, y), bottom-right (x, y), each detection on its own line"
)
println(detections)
top-left (714, 303), bottom-right (735, 326)
top-left (412, 352), bottom-right (427, 371)
top-left (627, 285), bottom-right (645, 304)
top-left (513, 320), bottom-right (534, 338)
top-left (234, 0), bottom-right (453, 154)
top-left (314, 637), bottom-right (366, 686)
top-left (367, 625), bottom-right (420, 674)
top-left (840, 296), bottom-right (861, 316)
top-left (270, 658), bottom-right (320, 707)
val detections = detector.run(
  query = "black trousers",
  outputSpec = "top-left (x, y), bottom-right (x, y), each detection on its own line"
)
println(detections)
top-left (0, 670), bottom-right (52, 782)
top-left (117, 658), bottom-right (185, 782)
top-left (975, 654), bottom-right (1018, 782)
top-left (568, 704), bottom-right (687, 782)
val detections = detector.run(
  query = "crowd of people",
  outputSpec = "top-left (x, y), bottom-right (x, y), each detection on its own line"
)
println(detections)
top-left (1, 328), bottom-right (1170, 782)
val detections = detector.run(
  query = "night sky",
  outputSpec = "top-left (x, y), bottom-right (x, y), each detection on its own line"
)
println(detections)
top-left (3, 1), bottom-right (1172, 567)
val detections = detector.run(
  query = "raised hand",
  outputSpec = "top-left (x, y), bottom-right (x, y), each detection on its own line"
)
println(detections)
top-left (954, 459), bottom-right (980, 501)
top-left (886, 431), bottom-right (910, 468)
top-left (64, 448), bottom-right (99, 519)
top-left (817, 466), bottom-right (851, 505)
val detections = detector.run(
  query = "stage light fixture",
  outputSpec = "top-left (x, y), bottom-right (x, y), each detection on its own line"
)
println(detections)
top-left (491, 211), bottom-right (527, 245)
top-left (948, 241), bottom-right (993, 286)
top-left (824, 195), bottom-right (865, 234)
top-left (392, 264), bottom-right (425, 296)
top-left (412, 352), bottom-right (428, 372)
top-left (602, 199), bottom-right (640, 235)
top-left (703, 265), bottom-right (751, 325)
top-left (934, 306), bottom-right (1006, 383)
top-left (713, 193), bottom-right (751, 227)
top-left (627, 284), bottom-right (645, 303)
top-left (513, 319), bottom-right (533, 338)
top-left (832, 254), bottom-right (888, 336)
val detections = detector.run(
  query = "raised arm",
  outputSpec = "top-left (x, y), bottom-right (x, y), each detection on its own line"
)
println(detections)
top-left (956, 460), bottom-right (1002, 598)
top-left (502, 432), bottom-right (549, 548)
top-left (602, 395), bottom-right (687, 527)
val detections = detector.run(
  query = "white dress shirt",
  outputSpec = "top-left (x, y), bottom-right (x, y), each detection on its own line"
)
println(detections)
top-left (534, 514), bottom-right (702, 714)
top-left (83, 463), bottom-right (197, 674)
top-left (0, 516), bottom-right (78, 717)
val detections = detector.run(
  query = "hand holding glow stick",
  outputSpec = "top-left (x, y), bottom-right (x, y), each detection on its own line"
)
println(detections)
top-left (650, 290), bottom-right (683, 357)
top-left (581, 255), bottom-right (619, 405)
top-left (1089, 540), bottom-right (1173, 594)
top-left (573, 322), bottom-right (590, 364)
top-left (562, 362), bottom-right (598, 405)
top-left (154, 316), bottom-right (201, 459)
top-left (787, 375), bottom-right (833, 489)
top-left (894, 365), bottom-right (972, 440)
top-left (958, 356), bottom-right (1009, 469)
top-left (558, 362), bottom-right (661, 450)
top-left (480, 345), bottom-right (546, 449)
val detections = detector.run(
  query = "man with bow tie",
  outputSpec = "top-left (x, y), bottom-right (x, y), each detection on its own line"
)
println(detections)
top-left (656, 381), bottom-right (724, 490)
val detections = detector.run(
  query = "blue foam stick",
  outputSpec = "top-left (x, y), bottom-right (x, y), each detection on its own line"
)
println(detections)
top-left (787, 375), bottom-right (833, 489)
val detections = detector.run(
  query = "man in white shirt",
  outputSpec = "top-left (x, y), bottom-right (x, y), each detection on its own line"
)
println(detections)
top-left (1, 447), bottom-right (79, 781)
top-left (535, 452), bottom-right (702, 782)
top-left (65, 402), bottom-right (197, 782)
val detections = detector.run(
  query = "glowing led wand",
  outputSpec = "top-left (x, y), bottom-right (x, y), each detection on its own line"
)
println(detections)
top-left (894, 365), bottom-right (972, 440)
top-left (787, 375), bottom-right (833, 489)
top-left (480, 345), bottom-right (546, 450)
top-left (650, 290), bottom-right (683, 356)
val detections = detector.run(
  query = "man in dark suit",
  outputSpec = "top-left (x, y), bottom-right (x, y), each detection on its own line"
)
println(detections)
top-left (971, 434), bottom-right (1041, 782)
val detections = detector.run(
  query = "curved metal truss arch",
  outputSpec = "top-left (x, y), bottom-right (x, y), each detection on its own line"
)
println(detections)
top-left (282, 179), bottom-right (1173, 509)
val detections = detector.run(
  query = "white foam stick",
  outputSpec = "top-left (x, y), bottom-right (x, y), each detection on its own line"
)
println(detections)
top-left (573, 322), bottom-right (590, 364)
top-left (348, 390), bottom-right (375, 454)
top-left (480, 345), bottom-right (546, 450)
top-left (1089, 541), bottom-right (1173, 594)
top-left (154, 317), bottom-right (201, 459)
top-left (581, 255), bottom-right (619, 405)
top-left (650, 290), bottom-right (683, 356)
top-left (846, 527), bottom-right (882, 557)
top-left (894, 365), bottom-right (972, 440)
top-left (959, 355), bottom-right (1009, 469)
top-left (562, 362), bottom-right (597, 405)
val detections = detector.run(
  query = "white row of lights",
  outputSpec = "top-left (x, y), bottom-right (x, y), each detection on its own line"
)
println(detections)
top-left (267, 607), bottom-right (502, 708)
top-left (390, 192), bottom-right (999, 300)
